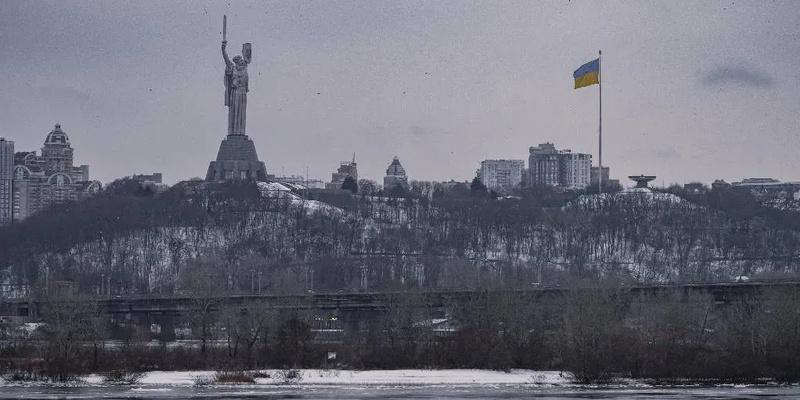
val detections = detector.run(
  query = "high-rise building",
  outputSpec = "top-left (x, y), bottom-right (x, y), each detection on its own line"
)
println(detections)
top-left (528, 143), bottom-right (592, 189)
top-left (480, 159), bottom-right (525, 193)
top-left (0, 137), bottom-right (13, 226)
top-left (560, 152), bottom-right (592, 189)
top-left (528, 143), bottom-right (560, 186)
top-left (12, 124), bottom-right (101, 222)
top-left (383, 156), bottom-right (409, 190)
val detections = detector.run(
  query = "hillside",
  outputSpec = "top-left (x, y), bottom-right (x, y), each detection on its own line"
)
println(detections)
top-left (1, 181), bottom-right (799, 297)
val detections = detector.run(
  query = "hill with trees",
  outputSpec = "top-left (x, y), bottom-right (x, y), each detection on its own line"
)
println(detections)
top-left (1, 179), bottom-right (799, 297)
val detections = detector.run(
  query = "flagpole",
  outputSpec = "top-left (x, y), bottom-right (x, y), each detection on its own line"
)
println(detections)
top-left (598, 49), bottom-right (603, 194)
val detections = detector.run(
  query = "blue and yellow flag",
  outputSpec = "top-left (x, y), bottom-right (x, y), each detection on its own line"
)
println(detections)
top-left (573, 58), bottom-right (600, 89)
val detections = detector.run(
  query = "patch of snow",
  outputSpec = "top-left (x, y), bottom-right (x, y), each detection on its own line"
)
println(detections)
top-left (257, 182), bottom-right (342, 215)
top-left (139, 370), bottom-right (215, 386)
top-left (257, 182), bottom-right (293, 193)
top-left (55, 369), bottom-right (571, 387)
top-left (83, 374), bottom-right (104, 384)
top-left (287, 369), bottom-right (567, 385)
top-left (20, 322), bottom-right (44, 334)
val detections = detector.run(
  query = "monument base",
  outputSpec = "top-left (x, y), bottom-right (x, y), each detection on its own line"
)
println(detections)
top-left (205, 134), bottom-right (267, 182)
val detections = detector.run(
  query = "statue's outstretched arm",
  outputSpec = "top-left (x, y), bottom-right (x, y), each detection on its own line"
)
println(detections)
top-left (222, 41), bottom-right (232, 68)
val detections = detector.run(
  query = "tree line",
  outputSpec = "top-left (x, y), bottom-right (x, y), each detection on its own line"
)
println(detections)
top-left (2, 283), bottom-right (798, 383)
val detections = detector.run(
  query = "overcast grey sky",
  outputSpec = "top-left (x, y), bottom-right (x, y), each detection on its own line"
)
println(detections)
top-left (1, 0), bottom-right (798, 186)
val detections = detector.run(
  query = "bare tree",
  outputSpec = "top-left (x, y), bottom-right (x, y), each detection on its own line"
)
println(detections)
top-left (38, 292), bottom-right (104, 381)
top-left (179, 256), bottom-right (228, 361)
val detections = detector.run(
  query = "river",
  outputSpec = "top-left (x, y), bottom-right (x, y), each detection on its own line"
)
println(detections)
top-left (1, 385), bottom-right (799, 399)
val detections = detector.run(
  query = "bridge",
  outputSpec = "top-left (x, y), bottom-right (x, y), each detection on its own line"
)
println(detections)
top-left (4, 280), bottom-right (798, 318)
top-left (2, 281), bottom-right (797, 341)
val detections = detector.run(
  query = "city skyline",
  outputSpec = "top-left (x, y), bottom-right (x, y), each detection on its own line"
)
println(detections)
top-left (1, 1), bottom-right (798, 185)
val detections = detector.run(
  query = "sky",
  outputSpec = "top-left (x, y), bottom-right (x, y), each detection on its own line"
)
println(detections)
top-left (1, 0), bottom-right (798, 186)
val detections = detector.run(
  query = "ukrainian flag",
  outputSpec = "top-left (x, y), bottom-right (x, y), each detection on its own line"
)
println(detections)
top-left (573, 58), bottom-right (600, 89)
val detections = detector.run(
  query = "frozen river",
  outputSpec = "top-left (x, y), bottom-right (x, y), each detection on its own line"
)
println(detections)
top-left (1, 371), bottom-right (798, 399)
top-left (1, 385), bottom-right (800, 399)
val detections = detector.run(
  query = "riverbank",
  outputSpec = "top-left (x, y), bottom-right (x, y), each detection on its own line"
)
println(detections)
top-left (1, 369), bottom-right (796, 389)
top-left (0, 369), bottom-right (573, 387)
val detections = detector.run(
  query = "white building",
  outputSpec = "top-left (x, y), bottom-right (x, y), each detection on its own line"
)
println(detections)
top-left (528, 143), bottom-right (592, 189)
top-left (560, 152), bottom-right (592, 189)
top-left (0, 137), bottom-right (13, 226)
top-left (480, 159), bottom-right (524, 193)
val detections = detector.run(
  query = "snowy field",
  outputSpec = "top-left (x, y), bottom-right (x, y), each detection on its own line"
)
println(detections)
top-left (75, 369), bottom-right (569, 387)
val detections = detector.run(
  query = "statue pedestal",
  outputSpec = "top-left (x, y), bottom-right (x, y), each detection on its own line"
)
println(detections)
top-left (205, 134), bottom-right (267, 181)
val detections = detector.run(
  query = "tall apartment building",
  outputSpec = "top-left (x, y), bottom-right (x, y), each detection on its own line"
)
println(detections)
top-left (560, 152), bottom-right (592, 189)
top-left (479, 159), bottom-right (525, 193)
top-left (12, 124), bottom-right (101, 222)
top-left (528, 143), bottom-right (561, 186)
top-left (528, 143), bottom-right (592, 189)
top-left (0, 137), bottom-right (13, 226)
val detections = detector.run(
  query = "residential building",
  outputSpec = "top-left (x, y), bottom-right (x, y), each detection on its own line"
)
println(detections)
top-left (12, 124), bottom-right (101, 222)
top-left (529, 143), bottom-right (593, 189)
top-left (528, 143), bottom-right (560, 186)
top-left (0, 137), bottom-right (13, 226)
top-left (480, 159), bottom-right (524, 193)
top-left (560, 152), bottom-right (592, 189)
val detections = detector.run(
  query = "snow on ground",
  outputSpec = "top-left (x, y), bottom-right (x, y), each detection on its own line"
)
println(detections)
top-left (256, 182), bottom-right (341, 215)
top-left (571, 188), bottom-right (687, 209)
top-left (140, 371), bottom-right (214, 386)
top-left (272, 369), bottom-right (567, 386)
top-left (14, 370), bottom-right (570, 387)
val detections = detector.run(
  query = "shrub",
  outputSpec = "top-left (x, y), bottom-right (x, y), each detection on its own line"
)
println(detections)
top-left (274, 368), bottom-right (302, 385)
top-left (193, 375), bottom-right (215, 386)
top-left (3, 369), bottom-right (47, 382)
top-left (213, 370), bottom-right (255, 384)
top-left (101, 370), bottom-right (146, 385)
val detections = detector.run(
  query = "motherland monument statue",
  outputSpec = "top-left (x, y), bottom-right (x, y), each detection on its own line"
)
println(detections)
top-left (222, 17), bottom-right (251, 136)
top-left (206, 15), bottom-right (268, 182)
